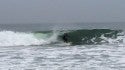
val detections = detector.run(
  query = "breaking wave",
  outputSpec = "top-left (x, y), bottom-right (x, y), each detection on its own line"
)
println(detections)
top-left (0, 31), bottom-right (58, 46)
top-left (0, 29), bottom-right (124, 46)
top-left (59, 29), bottom-right (125, 45)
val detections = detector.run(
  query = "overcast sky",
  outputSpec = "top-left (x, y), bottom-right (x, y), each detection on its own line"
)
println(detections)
top-left (0, 0), bottom-right (125, 24)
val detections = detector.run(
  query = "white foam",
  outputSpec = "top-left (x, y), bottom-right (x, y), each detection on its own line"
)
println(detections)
top-left (100, 34), bottom-right (125, 44)
top-left (0, 31), bottom-right (56, 46)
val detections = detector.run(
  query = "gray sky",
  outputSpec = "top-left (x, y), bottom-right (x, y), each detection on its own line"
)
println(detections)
top-left (0, 0), bottom-right (125, 24)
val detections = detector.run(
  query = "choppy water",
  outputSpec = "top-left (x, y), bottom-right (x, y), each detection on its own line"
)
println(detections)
top-left (0, 45), bottom-right (125, 70)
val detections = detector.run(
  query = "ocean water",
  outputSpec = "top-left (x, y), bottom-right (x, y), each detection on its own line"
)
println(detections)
top-left (0, 23), bottom-right (125, 70)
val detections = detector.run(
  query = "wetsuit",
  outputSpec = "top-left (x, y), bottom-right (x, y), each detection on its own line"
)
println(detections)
top-left (62, 33), bottom-right (69, 43)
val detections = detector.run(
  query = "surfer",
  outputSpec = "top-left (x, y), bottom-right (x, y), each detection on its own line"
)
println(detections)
top-left (62, 33), bottom-right (69, 43)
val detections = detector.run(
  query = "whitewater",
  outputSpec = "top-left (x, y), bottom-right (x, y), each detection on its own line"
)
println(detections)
top-left (0, 23), bottom-right (125, 70)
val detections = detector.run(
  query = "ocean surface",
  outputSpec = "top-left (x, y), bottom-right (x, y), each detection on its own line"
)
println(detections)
top-left (0, 23), bottom-right (125, 70)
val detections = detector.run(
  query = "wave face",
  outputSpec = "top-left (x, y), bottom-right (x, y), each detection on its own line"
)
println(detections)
top-left (0, 29), bottom-right (124, 46)
top-left (59, 29), bottom-right (124, 45)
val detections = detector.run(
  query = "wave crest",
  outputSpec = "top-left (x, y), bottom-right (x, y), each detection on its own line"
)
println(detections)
top-left (0, 31), bottom-right (57, 46)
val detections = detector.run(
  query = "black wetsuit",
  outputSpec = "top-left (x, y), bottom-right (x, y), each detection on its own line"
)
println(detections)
top-left (62, 33), bottom-right (69, 43)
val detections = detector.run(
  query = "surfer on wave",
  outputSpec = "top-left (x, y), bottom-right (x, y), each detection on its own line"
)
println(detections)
top-left (62, 33), bottom-right (69, 43)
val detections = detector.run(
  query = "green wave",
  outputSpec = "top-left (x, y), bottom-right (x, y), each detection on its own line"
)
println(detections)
top-left (33, 31), bottom-right (53, 39)
top-left (58, 29), bottom-right (123, 45)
